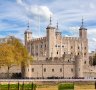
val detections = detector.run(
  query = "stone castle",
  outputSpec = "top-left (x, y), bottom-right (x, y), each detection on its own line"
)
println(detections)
top-left (0, 17), bottom-right (96, 79)
top-left (23, 17), bottom-right (94, 79)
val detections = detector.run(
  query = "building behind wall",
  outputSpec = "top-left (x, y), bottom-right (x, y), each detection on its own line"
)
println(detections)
top-left (23, 17), bottom-right (91, 79)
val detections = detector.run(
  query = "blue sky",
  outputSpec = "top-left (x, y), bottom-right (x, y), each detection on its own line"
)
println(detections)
top-left (0, 0), bottom-right (96, 52)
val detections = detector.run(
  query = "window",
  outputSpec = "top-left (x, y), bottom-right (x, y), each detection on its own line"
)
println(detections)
top-left (62, 45), bottom-right (64, 47)
top-left (55, 45), bottom-right (57, 47)
top-left (78, 53), bottom-right (79, 55)
top-left (28, 68), bottom-right (29, 72)
top-left (52, 69), bottom-right (54, 72)
top-left (45, 44), bottom-right (46, 48)
top-left (71, 68), bottom-right (73, 72)
top-left (41, 45), bottom-right (42, 48)
top-left (64, 52), bottom-right (65, 54)
top-left (71, 46), bottom-right (73, 49)
top-left (44, 68), bottom-right (46, 72)
top-left (84, 53), bottom-right (86, 56)
top-left (36, 53), bottom-right (38, 56)
top-left (78, 46), bottom-right (79, 49)
top-left (85, 47), bottom-right (86, 50)
top-left (57, 51), bottom-right (58, 54)
top-left (68, 60), bottom-right (69, 62)
top-left (32, 68), bottom-right (34, 72)
top-left (58, 45), bottom-right (60, 47)
top-left (60, 68), bottom-right (62, 72)
top-left (84, 61), bottom-right (86, 64)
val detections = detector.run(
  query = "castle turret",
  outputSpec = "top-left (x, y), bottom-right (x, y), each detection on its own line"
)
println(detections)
top-left (24, 22), bottom-right (32, 47)
top-left (79, 18), bottom-right (87, 39)
top-left (79, 18), bottom-right (88, 65)
top-left (75, 54), bottom-right (83, 78)
top-left (55, 22), bottom-right (62, 57)
top-left (46, 16), bottom-right (56, 58)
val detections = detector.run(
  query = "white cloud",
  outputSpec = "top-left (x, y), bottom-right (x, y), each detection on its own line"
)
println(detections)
top-left (16, 0), bottom-right (53, 20)
top-left (89, 3), bottom-right (95, 9)
top-left (30, 5), bottom-right (53, 19)
top-left (16, 0), bottom-right (24, 5)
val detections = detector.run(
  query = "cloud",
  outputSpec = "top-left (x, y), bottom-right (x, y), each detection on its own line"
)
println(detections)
top-left (16, 0), bottom-right (53, 20)
top-left (29, 5), bottom-right (53, 19)
top-left (89, 3), bottom-right (95, 9)
top-left (16, 0), bottom-right (24, 5)
top-left (0, 0), bottom-right (96, 52)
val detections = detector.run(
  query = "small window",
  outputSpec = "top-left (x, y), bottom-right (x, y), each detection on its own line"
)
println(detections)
top-left (57, 51), bottom-right (58, 54)
top-left (78, 46), bottom-right (79, 49)
top-left (41, 45), bottom-right (42, 48)
top-left (36, 53), bottom-right (38, 56)
top-left (78, 53), bottom-right (79, 55)
top-left (85, 47), bottom-right (86, 50)
top-left (52, 69), bottom-right (54, 72)
top-left (64, 52), bottom-right (65, 54)
top-left (60, 68), bottom-right (62, 72)
top-left (58, 45), bottom-right (60, 47)
top-left (71, 46), bottom-right (73, 49)
top-left (44, 68), bottom-right (46, 72)
top-left (28, 68), bottom-right (29, 72)
top-left (84, 53), bottom-right (86, 56)
top-left (62, 46), bottom-right (64, 47)
top-left (45, 44), bottom-right (46, 48)
top-left (71, 68), bottom-right (73, 72)
top-left (32, 68), bottom-right (34, 72)
top-left (55, 45), bottom-right (57, 47)
top-left (84, 61), bottom-right (86, 64)
top-left (68, 60), bottom-right (69, 62)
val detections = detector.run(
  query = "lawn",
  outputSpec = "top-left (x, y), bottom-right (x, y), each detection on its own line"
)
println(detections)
top-left (0, 83), bottom-right (36, 90)
top-left (0, 82), bottom-right (96, 90)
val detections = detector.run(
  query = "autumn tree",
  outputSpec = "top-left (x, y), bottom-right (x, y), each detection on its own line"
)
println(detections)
top-left (0, 36), bottom-right (32, 78)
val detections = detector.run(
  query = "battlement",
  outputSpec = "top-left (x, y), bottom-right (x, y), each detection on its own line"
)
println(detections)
top-left (31, 37), bottom-right (46, 42)
top-left (63, 37), bottom-right (80, 41)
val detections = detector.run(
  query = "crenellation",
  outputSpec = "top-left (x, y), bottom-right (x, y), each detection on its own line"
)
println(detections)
top-left (31, 37), bottom-right (46, 42)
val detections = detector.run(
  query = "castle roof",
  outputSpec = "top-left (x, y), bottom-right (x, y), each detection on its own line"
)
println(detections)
top-left (79, 18), bottom-right (87, 30)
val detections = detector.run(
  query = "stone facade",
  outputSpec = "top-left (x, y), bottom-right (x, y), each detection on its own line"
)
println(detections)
top-left (24, 55), bottom-right (80, 79)
top-left (23, 18), bottom-right (93, 79)
top-left (25, 19), bottom-right (88, 64)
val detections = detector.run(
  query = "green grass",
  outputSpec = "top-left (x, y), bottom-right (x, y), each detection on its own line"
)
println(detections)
top-left (0, 83), bottom-right (36, 90)
top-left (58, 83), bottom-right (74, 90)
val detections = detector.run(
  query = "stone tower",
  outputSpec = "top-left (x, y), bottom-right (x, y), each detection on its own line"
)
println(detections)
top-left (79, 18), bottom-right (87, 39)
top-left (46, 16), bottom-right (56, 58)
top-left (24, 22), bottom-right (32, 47)
top-left (79, 18), bottom-right (88, 65)
top-left (55, 22), bottom-right (62, 57)
top-left (75, 54), bottom-right (83, 78)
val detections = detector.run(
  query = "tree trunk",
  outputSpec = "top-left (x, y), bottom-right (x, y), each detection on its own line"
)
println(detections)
top-left (7, 66), bottom-right (10, 79)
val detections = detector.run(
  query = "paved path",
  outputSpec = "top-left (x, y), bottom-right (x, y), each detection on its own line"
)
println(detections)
top-left (0, 79), bottom-right (96, 82)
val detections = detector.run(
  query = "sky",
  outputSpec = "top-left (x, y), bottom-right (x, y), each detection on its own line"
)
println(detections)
top-left (0, 0), bottom-right (96, 52)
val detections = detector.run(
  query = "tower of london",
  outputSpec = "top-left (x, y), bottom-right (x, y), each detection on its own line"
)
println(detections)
top-left (23, 18), bottom-right (96, 79)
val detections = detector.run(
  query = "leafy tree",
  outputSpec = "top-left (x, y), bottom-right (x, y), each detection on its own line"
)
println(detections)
top-left (0, 36), bottom-right (32, 78)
